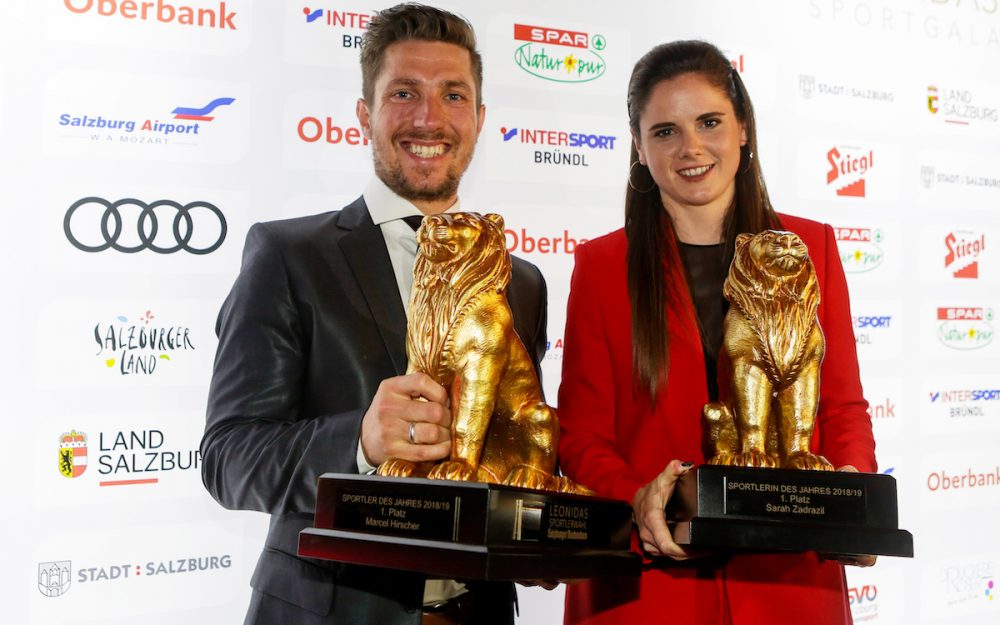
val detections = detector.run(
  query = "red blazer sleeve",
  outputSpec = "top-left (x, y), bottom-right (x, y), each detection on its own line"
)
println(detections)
top-left (813, 222), bottom-right (877, 473)
top-left (557, 238), bottom-right (646, 504)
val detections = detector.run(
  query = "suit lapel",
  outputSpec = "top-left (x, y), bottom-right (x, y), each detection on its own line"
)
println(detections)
top-left (336, 197), bottom-right (408, 376)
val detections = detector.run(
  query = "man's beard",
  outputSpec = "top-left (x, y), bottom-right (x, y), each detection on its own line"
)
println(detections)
top-left (374, 157), bottom-right (462, 202)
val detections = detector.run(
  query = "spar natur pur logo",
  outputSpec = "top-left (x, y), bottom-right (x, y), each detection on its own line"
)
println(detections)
top-left (937, 307), bottom-right (995, 350)
top-left (835, 226), bottom-right (884, 273)
top-left (512, 23), bottom-right (607, 83)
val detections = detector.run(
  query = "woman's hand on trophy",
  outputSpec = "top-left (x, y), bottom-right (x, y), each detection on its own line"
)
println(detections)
top-left (360, 372), bottom-right (452, 466)
top-left (820, 464), bottom-right (877, 567)
top-left (632, 459), bottom-right (696, 560)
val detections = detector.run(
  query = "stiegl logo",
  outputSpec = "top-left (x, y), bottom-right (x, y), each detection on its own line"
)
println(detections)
top-left (835, 227), bottom-right (884, 273)
top-left (936, 307), bottom-right (994, 350)
top-left (513, 23), bottom-right (607, 83)
top-left (826, 146), bottom-right (874, 197)
top-left (944, 230), bottom-right (986, 279)
top-left (64, 0), bottom-right (236, 30)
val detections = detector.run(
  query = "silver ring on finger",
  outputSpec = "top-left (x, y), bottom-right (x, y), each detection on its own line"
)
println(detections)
top-left (408, 421), bottom-right (417, 445)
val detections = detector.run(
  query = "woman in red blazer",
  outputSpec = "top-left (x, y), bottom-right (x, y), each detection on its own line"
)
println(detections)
top-left (557, 41), bottom-right (876, 625)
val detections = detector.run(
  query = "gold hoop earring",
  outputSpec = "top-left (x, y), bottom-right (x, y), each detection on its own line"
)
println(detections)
top-left (628, 161), bottom-right (656, 193)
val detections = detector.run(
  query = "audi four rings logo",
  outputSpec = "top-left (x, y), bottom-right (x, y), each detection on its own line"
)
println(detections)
top-left (64, 197), bottom-right (227, 255)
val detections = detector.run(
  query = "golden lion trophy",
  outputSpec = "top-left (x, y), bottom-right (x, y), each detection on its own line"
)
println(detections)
top-left (666, 230), bottom-right (912, 559)
top-left (299, 213), bottom-right (639, 580)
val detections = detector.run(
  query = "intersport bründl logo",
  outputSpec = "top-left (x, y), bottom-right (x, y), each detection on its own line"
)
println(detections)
top-left (937, 307), bottom-right (994, 350)
top-left (944, 230), bottom-right (986, 279)
top-left (59, 430), bottom-right (88, 479)
top-left (499, 124), bottom-right (618, 167)
top-left (301, 6), bottom-right (374, 49)
top-left (835, 227), bottom-right (883, 273)
top-left (826, 146), bottom-right (873, 197)
top-left (513, 23), bottom-right (606, 83)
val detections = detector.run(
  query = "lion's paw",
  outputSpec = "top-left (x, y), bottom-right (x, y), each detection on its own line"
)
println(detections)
top-left (427, 460), bottom-right (477, 482)
top-left (550, 475), bottom-right (594, 496)
top-left (783, 452), bottom-right (834, 471)
top-left (502, 465), bottom-right (551, 490)
top-left (731, 450), bottom-right (779, 469)
top-left (706, 452), bottom-right (738, 466)
top-left (377, 458), bottom-right (419, 478)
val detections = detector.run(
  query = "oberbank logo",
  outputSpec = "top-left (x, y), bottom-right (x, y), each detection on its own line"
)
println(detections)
top-left (826, 145), bottom-right (874, 197)
top-left (63, 0), bottom-right (237, 30)
top-left (513, 23), bottom-right (606, 83)
top-left (835, 227), bottom-right (883, 273)
top-left (937, 307), bottom-right (994, 350)
top-left (57, 97), bottom-right (235, 146)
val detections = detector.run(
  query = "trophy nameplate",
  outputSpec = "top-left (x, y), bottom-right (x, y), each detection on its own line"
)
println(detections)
top-left (298, 473), bottom-right (641, 580)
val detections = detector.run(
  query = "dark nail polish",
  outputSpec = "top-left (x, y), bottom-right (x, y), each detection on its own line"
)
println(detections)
top-left (680, 461), bottom-right (694, 469)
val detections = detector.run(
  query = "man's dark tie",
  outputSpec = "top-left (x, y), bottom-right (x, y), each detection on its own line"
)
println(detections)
top-left (402, 215), bottom-right (424, 231)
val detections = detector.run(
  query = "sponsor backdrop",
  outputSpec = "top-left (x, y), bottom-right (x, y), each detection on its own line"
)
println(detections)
top-left (1, 1), bottom-right (998, 623)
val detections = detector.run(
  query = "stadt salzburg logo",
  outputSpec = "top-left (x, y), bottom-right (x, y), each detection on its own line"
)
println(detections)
top-left (513, 23), bottom-right (607, 83)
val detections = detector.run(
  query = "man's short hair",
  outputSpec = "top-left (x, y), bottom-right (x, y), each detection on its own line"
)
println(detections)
top-left (360, 3), bottom-right (483, 107)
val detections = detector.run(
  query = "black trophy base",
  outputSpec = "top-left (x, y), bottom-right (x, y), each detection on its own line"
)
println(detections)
top-left (666, 465), bottom-right (913, 558)
top-left (298, 473), bottom-right (641, 581)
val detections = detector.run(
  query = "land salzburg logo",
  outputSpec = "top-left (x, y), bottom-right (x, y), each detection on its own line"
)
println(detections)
top-left (937, 307), bottom-right (994, 350)
top-left (927, 85), bottom-right (998, 125)
top-left (56, 427), bottom-right (201, 486)
top-left (826, 146), bottom-right (873, 197)
top-left (59, 430), bottom-right (88, 479)
top-left (835, 227), bottom-right (884, 273)
top-left (513, 23), bottom-right (607, 83)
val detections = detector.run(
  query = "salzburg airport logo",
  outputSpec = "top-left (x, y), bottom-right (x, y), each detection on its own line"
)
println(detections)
top-left (94, 310), bottom-right (196, 376)
top-left (38, 561), bottom-right (72, 598)
top-left (58, 430), bottom-right (88, 479)
top-left (826, 145), bottom-right (873, 197)
top-left (835, 227), bottom-right (884, 273)
top-left (499, 124), bottom-right (617, 167)
top-left (513, 23), bottom-right (607, 83)
top-left (57, 96), bottom-right (235, 147)
top-left (944, 230), bottom-right (986, 279)
top-left (937, 307), bottom-right (994, 350)
top-left (63, 0), bottom-right (237, 30)
top-left (926, 85), bottom-right (999, 125)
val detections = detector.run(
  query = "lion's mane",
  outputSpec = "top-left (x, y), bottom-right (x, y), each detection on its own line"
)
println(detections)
top-left (407, 214), bottom-right (511, 381)
top-left (724, 231), bottom-right (821, 387)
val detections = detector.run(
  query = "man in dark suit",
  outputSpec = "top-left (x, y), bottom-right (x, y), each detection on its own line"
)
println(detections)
top-left (200, 4), bottom-right (548, 624)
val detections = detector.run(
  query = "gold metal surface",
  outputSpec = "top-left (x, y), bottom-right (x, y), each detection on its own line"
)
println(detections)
top-left (378, 212), bottom-right (590, 494)
top-left (704, 230), bottom-right (834, 471)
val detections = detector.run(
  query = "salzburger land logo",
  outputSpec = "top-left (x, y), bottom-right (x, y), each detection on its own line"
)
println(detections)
top-left (38, 561), bottom-right (71, 598)
top-left (919, 165), bottom-right (1000, 190)
top-left (512, 23), bottom-right (607, 83)
top-left (944, 230), bottom-right (986, 279)
top-left (63, 0), bottom-right (237, 30)
top-left (57, 96), bottom-right (235, 147)
top-left (93, 309), bottom-right (196, 375)
top-left (499, 124), bottom-right (618, 167)
top-left (926, 85), bottom-right (999, 125)
top-left (798, 74), bottom-right (893, 103)
top-left (301, 6), bottom-right (374, 49)
top-left (826, 145), bottom-right (873, 197)
top-left (936, 560), bottom-right (995, 608)
top-left (297, 116), bottom-right (369, 146)
top-left (936, 307), bottom-right (994, 350)
top-left (57, 427), bottom-right (201, 486)
top-left (37, 554), bottom-right (232, 597)
top-left (58, 430), bottom-right (88, 479)
top-left (835, 227), bottom-right (884, 273)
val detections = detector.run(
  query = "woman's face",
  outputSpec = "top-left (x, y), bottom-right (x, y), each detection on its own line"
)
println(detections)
top-left (634, 72), bottom-right (747, 220)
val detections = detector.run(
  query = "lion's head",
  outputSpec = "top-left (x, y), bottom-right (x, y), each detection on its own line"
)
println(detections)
top-left (723, 230), bottom-right (821, 373)
top-left (407, 212), bottom-right (511, 379)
